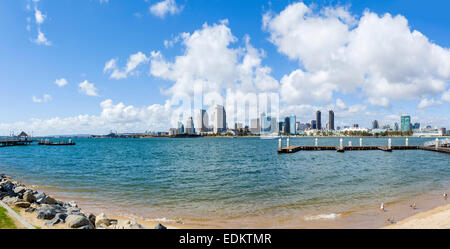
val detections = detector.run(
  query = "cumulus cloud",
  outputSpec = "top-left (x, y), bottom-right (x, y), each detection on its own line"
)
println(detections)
top-left (442, 89), bottom-right (450, 102)
top-left (263, 2), bottom-right (450, 106)
top-left (104, 52), bottom-right (149, 79)
top-left (32, 94), bottom-right (52, 103)
top-left (150, 20), bottom-right (278, 98)
top-left (55, 78), bottom-right (68, 87)
top-left (34, 6), bottom-right (45, 24)
top-left (28, 1), bottom-right (51, 46)
top-left (0, 100), bottom-right (176, 136)
top-left (417, 98), bottom-right (442, 109)
top-left (150, 0), bottom-right (183, 18)
top-left (79, 80), bottom-right (99, 96)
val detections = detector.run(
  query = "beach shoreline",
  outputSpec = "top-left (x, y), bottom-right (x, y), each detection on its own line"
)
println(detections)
top-left (24, 179), bottom-right (450, 229)
top-left (2, 172), bottom-right (450, 229)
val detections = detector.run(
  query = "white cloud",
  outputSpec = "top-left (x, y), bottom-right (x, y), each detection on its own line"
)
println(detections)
top-left (55, 78), bottom-right (68, 87)
top-left (32, 94), bottom-right (52, 103)
top-left (34, 7), bottom-right (45, 24)
top-left (150, 20), bottom-right (278, 99)
top-left (417, 98), bottom-right (442, 109)
top-left (28, 2), bottom-right (51, 46)
top-left (442, 89), bottom-right (450, 102)
top-left (34, 28), bottom-right (51, 46)
top-left (104, 52), bottom-right (149, 79)
top-left (263, 2), bottom-right (450, 107)
top-left (79, 80), bottom-right (99, 96)
top-left (150, 0), bottom-right (183, 18)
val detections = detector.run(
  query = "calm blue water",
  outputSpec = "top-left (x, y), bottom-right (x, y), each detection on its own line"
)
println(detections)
top-left (0, 137), bottom-right (449, 226)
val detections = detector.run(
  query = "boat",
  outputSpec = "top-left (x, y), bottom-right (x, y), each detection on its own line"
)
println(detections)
top-left (38, 139), bottom-right (76, 146)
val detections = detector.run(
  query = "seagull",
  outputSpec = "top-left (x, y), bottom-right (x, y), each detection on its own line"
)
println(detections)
top-left (387, 217), bottom-right (395, 224)
top-left (380, 202), bottom-right (385, 211)
top-left (444, 192), bottom-right (448, 200)
top-left (410, 202), bottom-right (416, 209)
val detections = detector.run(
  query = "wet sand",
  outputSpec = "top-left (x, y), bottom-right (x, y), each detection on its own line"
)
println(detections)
top-left (34, 185), bottom-right (449, 229)
top-left (384, 203), bottom-right (450, 229)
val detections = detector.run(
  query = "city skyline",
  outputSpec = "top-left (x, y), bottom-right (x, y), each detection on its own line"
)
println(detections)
top-left (1, 0), bottom-right (450, 136)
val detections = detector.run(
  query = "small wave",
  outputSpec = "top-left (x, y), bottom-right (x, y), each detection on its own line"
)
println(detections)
top-left (146, 217), bottom-right (176, 223)
top-left (304, 213), bottom-right (341, 221)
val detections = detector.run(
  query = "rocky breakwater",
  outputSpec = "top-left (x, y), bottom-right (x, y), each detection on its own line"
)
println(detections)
top-left (0, 174), bottom-right (159, 229)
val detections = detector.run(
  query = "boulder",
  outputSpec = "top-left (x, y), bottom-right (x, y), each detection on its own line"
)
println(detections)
top-left (25, 207), bottom-right (36, 213)
top-left (0, 181), bottom-right (14, 192)
top-left (66, 214), bottom-right (91, 228)
top-left (44, 213), bottom-right (67, 226)
top-left (67, 206), bottom-right (81, 213)
top-left (13, 186), bottom-right (26, 194)
top-left (14, 201), bottom-right (31, 208)
top-left (95, 213), bottom-right (113, 227)
top-left (2, 196), bottom-right (18, 205)
top-left (155, 223), bottom-right (167, 229)
top-left (87, 213), bottom-right (96, 227)
top-left (36, 206), bottom-right (57, 220)
top-left (45, 196), bottom-right (56, 205)
top-left (78, 224), bottom-right (94, 229)
top-left (0, 192), bottom-right (8, 199)
top-left (23, 191), bottom-right (37, 203)
top-left (123, 220), bottom-right (145, 229)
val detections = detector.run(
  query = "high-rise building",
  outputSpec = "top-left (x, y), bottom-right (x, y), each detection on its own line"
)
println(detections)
top-left (393, 122), bottom-right (399, 131)
top-left (413, 123), bottom-right (420, 130)
top-left (401, 115), bottom-right (411, 132)
top-left (289, 115), bottom-right (296, 135)
top-left (185, 117), bottom-right (195, 135)
top-left (311, 120), bottom-right (317, 129)
top-left (262, 115), bottom-right (274, 134)
top-left (316, 110), bottom-right (321, 130)
top-left (284, 117), bottom-right (290, 134)
top-left (372, 120), bottom-right (379, 129)
top-left (197, 109), bottom-right (209, 133)
top-left (213, 105), bottom-right (227, 133)
top-left (177, 121), bottom-right (184, 134)
top-left (250, 118), bottom-right (260, 134)
top-left (328, 110), bottom-right (334, 130)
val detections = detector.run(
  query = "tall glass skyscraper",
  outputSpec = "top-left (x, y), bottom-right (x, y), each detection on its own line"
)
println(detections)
top-left (213, 105), bottom-right (226, 133)
top-left (328, 110), bottom-right (334, 130)
top-left (289, 115), bottom-right (296, 134)
top-left (401, 115), bottom-right (411, 132)
top-left (316, 110), bottom-right (321, 130)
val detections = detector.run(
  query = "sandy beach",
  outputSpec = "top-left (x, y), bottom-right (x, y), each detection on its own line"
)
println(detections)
top-left (384, 203), bottom-right (450, 229)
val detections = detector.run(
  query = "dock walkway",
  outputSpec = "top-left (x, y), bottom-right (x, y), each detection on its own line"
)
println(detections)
top-left (278, 145), bottom-right (450, 154)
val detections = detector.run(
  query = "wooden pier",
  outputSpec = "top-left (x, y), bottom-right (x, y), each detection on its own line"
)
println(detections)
top-left (0, 139), bottom-right (34, 147)
top-left (277, 137), bottom-right (450, 155)
top-left (278, 145), bottom-right (450, 154)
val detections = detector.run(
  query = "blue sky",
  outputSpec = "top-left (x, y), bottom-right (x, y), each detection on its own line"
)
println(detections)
top-left (0, 0), bottom-right (449, 135)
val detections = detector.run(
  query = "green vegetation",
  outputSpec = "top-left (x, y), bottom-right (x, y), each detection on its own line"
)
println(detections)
top-left (0, 206), bottom-right (17, 229)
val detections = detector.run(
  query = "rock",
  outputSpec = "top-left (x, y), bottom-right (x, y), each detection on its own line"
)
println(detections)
top-left (66, 214), bottom-right (91, 228)
top-left (34, 192), bottom-right (47, 204)
top-left (25, 207), bottom-right (36, 213)
top-left (154, 223), bottom-right (167, 229)
top-left (95, 213), bottom-right (113, 227)
top-left (37, 206), bottom-right (57, 220)
top-left (45, 196), bottom-right (56, 205)
top-left (2, 196), bottom-right (18, 205)
top-left (0, 181), bottom-right (15, 192)
top-left (0, 192), bottom-right (8, 199)
top-left (13, 186), bottom-right (26, 194)
top-left (14, 201), bottom-right (31, 208)
top-left (123, 221), bottom-right (144, 229)
top-left (44, 213), bottom-right (67, 226)
top-left (87, 213), bottom-right (96, 227)
top-left (23, 191), bottom-right (37, 203)
top-left (66, 207), bottom-right (81, 214)
top-left (78, 224), bottom-right (94, 229)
